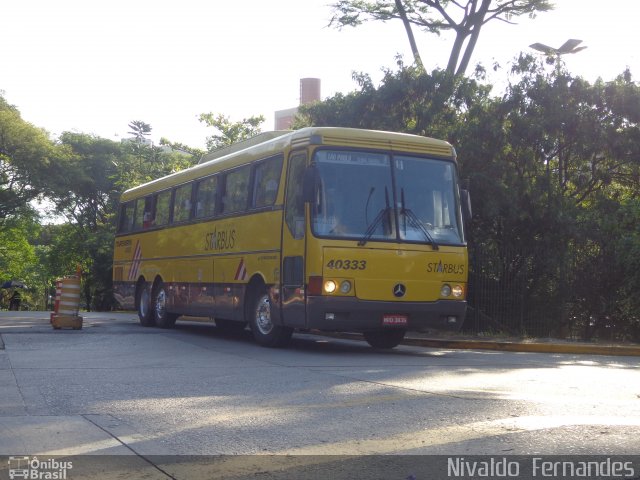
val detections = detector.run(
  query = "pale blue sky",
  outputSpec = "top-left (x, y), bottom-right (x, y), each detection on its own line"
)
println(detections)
top-left (2, 0), bottom-right (638, 149)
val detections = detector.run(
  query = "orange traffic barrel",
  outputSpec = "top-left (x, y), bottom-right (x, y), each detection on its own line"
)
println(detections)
top-left (57, 276), bottom-right (81, 316)
top-left (53, 279), bottom-right (62, 313)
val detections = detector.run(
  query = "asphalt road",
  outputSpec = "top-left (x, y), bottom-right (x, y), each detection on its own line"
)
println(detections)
top-left (0, 311), bottom-right (638, 479)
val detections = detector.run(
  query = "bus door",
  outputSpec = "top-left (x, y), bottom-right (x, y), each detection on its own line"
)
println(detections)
top-left (280, 151), bottom-right (307, 328)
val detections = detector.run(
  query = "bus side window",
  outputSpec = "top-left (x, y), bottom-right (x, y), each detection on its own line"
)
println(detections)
top-left (252, 156), bottom-right (283, 208)
top-left (118, 201), bottom-right (135, 233)
top-left (132, 196), bottom-right (156, 230)
top-left (221, 166), bottom-right (250, 214)
top-left (143, 196), bottom-right (155, 229)
top-left (195, 176), bottom-right (218, 218)
top-left (154, 190), bottom-right (171, 226)
top-left (133, 198), bottom-right (146, 230)
top-left (173, 183), bottom-right (193, 223)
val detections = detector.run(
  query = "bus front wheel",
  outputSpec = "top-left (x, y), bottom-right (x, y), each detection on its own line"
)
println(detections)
top-left (152, 281), bottom-right (178, 329)
top-left (248, 287), bottom-right (292, 348)
top-left (364, 329), bottom-right (406, 349)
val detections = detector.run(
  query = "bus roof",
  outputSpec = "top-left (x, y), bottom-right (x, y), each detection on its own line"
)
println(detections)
top-left (120, 127), bottom-right (455, 202)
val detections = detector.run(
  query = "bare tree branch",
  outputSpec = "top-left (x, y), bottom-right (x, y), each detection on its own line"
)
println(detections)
top-left (395, 0), bottom-right (425, 69)
top-left (329, 0), bottom-right (554, 76)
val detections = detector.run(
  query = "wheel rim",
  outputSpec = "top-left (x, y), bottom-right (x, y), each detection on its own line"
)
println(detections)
top-left (139, 286), bottom-right (150, 318)
top-left (155, 287), bottom-right (167, 322)
top-left (254, 294), bottom-right (273, 335)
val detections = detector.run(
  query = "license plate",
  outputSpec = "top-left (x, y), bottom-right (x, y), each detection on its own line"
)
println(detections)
top-left (382, 314), bottom-right (408, 326)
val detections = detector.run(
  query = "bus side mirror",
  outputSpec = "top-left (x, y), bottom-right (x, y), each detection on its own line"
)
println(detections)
top-left (302, 165), bottom-right (318, 203)
top-left (461, 189), bottom-right (472, 222)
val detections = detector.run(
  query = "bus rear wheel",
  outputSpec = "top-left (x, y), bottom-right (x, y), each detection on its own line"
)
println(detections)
top-left (364, 329), bottom-right (406, 349)
top-left (152, 281), bottom-right (178, 329)
top-left (248, 287), bottom-right (292, 348)
top-left (137, 282), bottom-right (155, 327)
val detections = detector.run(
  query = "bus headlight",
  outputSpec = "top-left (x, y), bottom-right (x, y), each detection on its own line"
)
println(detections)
top-left (451, 285), bottom-right (464, 298)
top-left (324, 280), bottom-right (337, 294)
top-left (340, 280), bottom-right (352, 294)
top-left (441, 284), bottom-right (452, 297)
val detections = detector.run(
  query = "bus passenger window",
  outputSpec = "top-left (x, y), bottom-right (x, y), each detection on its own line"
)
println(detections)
top-left (133, 198), bottom-right (146, 230)
top-left (221, 166), bottom-right (250, 214)
top-left (118, 201), bottom-right (135, 233)
top-left (133, 197), bottom-right (155, 230)
top-left (253, 156), bottom-right (283, 208)
top-left (142, 197), bottom-right (155, 229)
top-left (195, 176), bottom-right (218, 218)
top-left (173, 184), bottom-right (193, 223)
top-left (154, 190), bottom-right (171, 226)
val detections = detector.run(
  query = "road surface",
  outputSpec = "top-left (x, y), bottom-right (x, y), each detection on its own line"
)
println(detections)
top-left (0, 311), bottom-right (638, 478)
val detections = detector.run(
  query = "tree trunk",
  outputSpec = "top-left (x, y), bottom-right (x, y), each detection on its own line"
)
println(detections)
top-left (454, 0), bottom-right (491, 76)
top-left (395, 0), bottom-right (424, 70)
top-left (446, 30), bottom-right (466, 75)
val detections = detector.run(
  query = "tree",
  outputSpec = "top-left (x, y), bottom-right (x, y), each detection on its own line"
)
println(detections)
top-left (127, 120), bottom-right (152, 142)
top-left (51, 133), bottom-right (122, 231)
top-left (0, 212), bottom-right (38, 282)
top-left (0, 210), bottom-right (41, 309)
top-left (159, 137), bottom-right (206, 159)
top-left (295, 58), bottom-right (640, 340)
top-left (294, 61), bottom-right (491, 137)
top-left (456, 57), bottom-right (640, 339)
top-left (329, 0), bottom-right (554, 75)
top-left (0, 94), bottom-right (62, 222)
top-left (46, 131), bottom-right (195, 310)
top-left (198, 113), bottom-right (265, 151)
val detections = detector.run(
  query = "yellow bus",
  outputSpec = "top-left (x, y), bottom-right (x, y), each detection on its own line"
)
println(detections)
top-left (113, 127), bottom-right (470, 348)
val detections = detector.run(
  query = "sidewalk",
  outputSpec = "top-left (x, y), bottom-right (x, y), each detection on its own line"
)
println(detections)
top-left (403, 335), bottom-right (640, 356)
top-left (326, 331), bottom-right (640, 356)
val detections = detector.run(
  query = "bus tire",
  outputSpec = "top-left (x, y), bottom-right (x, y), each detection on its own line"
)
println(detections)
top-left (152, 281), bottom-right (178, 329)
top-left (248, 286), bottom-right (292, 348)
top-left (136, 281), bottom-right (155, 327)
top-left (364, 329), bottom-right (406, 349)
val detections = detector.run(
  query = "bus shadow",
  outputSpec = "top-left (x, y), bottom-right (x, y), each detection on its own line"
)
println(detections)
top-left (170, 319), bottom-right (445, 358)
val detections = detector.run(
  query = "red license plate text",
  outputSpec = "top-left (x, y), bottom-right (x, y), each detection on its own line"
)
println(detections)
top-left (382, 314), bottom-right (408, 326)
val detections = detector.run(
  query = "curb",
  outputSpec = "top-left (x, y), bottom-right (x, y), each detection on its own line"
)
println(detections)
top-left (323, 332), bottom-right (640, 356)
top-left (402, 337), bottom-right (640, 356)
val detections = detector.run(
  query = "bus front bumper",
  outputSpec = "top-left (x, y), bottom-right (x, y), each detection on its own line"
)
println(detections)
top-left (305, 296), bottom-right (466, 332)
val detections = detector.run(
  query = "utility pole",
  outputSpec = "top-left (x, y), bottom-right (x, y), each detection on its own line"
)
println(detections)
top-left (528, 39), bottom-right (588, 337)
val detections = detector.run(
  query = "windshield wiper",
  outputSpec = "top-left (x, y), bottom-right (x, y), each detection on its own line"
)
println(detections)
top-left (400, 189), bottom-right (439, 250)
top-left (358, 187), bottom-right (391, 246)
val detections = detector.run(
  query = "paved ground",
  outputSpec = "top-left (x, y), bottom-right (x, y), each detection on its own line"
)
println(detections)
top-left (1, 311), bottom-right (639, 479)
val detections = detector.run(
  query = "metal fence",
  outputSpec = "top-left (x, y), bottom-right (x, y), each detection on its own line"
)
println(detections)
top-left (464, 245), bottom-right (565, 338)
top-left (464, 244), bottom-right (640, 342)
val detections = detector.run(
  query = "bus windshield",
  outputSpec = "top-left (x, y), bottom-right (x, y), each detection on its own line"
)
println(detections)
top-left (311, 149), bottom-right (465, 246)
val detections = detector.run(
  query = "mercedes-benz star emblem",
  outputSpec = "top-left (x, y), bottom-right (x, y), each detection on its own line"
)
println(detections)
top-left (393, 283), bottom-right (406, 298)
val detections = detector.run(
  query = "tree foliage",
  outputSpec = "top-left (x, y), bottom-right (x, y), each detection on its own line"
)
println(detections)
top-left (329, 0), bottom-right (554, 75)
top-left (297, 58), bottom-right (640, 341)
top-left (294, 60), bottom-right (492, 138)
top-left (127, 120), bottom-right (152, 141)
top-left (1, 57), bottom-right (638, 342)
top-left (45, 131), bottom-right (196, 309)
top-left (198, 113), bottom-right (265, 151)
top-left (0, 96), bottom-right (63, 222)
top-left (0, 101), bottom-right (199, 311)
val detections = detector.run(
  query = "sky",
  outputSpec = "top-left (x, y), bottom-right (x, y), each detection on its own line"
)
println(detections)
top-left (2, 0), bottom-right (639, 150)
